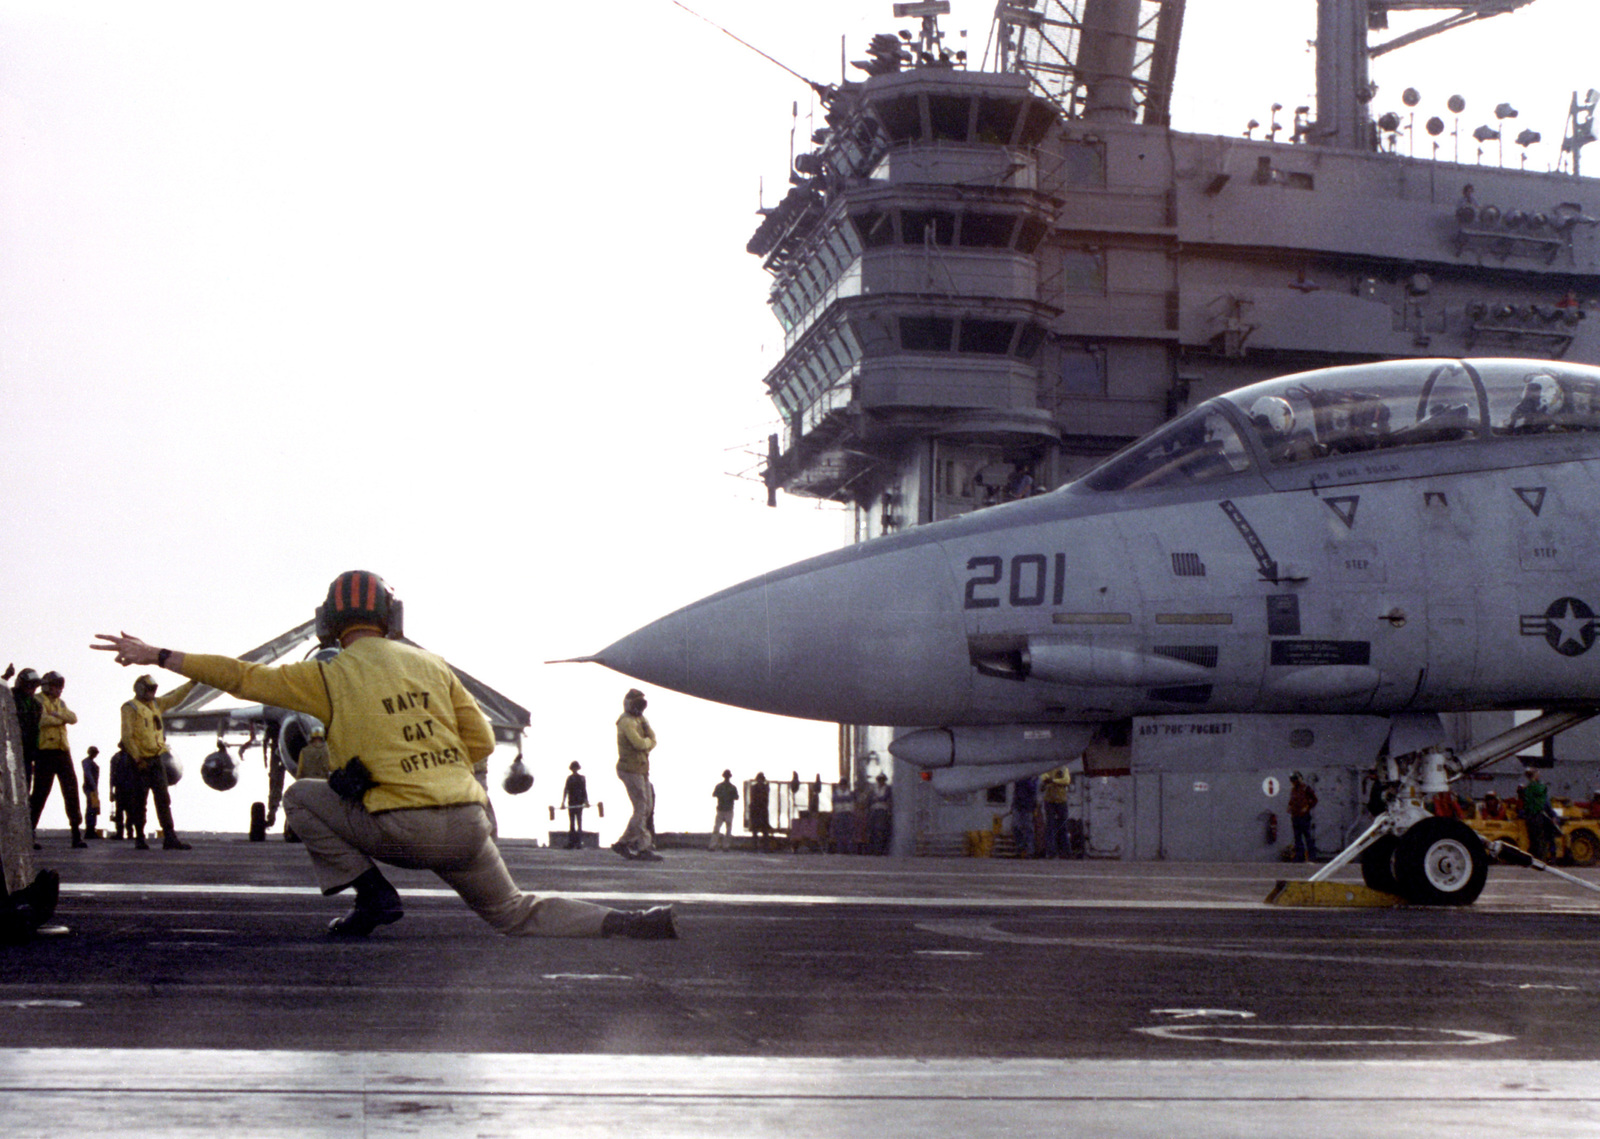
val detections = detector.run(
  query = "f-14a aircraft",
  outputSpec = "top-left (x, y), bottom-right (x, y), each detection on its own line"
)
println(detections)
top-left (585, 357), bottom-right (1600, 905)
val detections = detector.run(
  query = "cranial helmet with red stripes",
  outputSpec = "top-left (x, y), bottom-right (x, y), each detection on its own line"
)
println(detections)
top-left (315, 570), bottom-right (404, 644)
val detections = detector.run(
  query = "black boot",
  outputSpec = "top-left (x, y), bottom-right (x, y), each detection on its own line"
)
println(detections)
top-left (1, 871), bottom-right (62, 945)
top-left (71, 826), bottom-right (86, 850)
top-left (134, 832), bottom-right (150, 850)
top-left (327, 868), bottom-right (404, 937)
top-left (19, 870), bottom-right (59, 925)
top-left (600, 905), bottom-right (677, 940)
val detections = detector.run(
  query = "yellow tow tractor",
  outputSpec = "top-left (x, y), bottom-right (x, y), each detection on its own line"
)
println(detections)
top-left (1465, 799), bottom-right (1600, 868)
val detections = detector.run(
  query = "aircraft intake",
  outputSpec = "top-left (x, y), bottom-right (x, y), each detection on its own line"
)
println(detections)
top-left (276, 713), bottom-right (321, 777)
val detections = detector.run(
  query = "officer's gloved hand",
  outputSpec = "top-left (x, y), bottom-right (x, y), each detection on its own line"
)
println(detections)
top-left (328, 757), bottom-right (375, 802)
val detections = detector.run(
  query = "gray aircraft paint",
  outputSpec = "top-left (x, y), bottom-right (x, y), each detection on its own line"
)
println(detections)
top-left (596, 358), bottom-right (1600, 862)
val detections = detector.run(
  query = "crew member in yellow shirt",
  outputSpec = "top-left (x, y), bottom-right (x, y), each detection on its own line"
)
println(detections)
top-left (94, 570), bottom-right (675, 940)
top-left (120, 673), bottom-right (199, 850)
top-left (611, 688), bottom-right (660, 862)
top-left (30, 671), bottom-right (86, 849)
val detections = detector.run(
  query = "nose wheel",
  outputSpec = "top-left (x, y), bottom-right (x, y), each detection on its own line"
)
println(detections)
top-left (1314, 815), bottom-right (1489, 905)
top-left (1394, 817), bottom-right (1489, 905)
top-left (1358, 834), bottom-right (1400, 894)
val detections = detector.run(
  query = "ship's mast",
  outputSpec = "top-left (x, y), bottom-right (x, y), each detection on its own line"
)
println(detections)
top-left (993, 1), bottom-right (1548, 150)
top-left (1315, 1), bottom-right (1543, 150)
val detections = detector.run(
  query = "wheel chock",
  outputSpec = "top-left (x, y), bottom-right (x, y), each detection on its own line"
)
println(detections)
top-left (1264, 880), bottom-right (1404, 907)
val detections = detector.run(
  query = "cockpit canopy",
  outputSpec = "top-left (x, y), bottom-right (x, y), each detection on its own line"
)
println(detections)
top-left (1084, 358), bottom-right (1600, 493)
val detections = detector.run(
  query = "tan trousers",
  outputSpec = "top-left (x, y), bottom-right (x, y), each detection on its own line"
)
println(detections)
top-left (283, 780), bottom-right (609, 937)
top-left (616, 768), bottom-right (654, 852)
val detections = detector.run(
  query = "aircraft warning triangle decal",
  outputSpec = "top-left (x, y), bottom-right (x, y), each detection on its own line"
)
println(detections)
top-left (1324, 496), bottom-right (1359, 529)
top-left (1515, 487), bottom-right (1546, 517)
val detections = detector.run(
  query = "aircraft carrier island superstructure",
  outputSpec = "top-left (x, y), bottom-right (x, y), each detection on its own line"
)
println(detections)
top-left (748, 1), bottom-right (1600, 859)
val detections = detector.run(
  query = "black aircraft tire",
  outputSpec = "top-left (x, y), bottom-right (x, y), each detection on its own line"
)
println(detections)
top-left (1394, 818), bottom-right (1489, 906)
top-left (1359, 835), bottom-right (1400, 894)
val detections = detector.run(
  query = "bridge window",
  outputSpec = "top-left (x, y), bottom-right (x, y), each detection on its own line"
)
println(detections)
top-left (902, 209), bottom-right (955, 246)
top-left (975, 97), bottom-right (1021, 144)
top-left (878, 96), bottom-right (921, 142)
top-left (1016, 216), bottom-right (1048, 253)
top-left (1019, 100), bottom-right (1057, 146)
top-left (928, 96), bottom-right (971, 142)
top-left (959, 318), bottom-right (1016, 354)
top-left (900, 315), bottom-right (954, 351)
top-left (959, 213), bottom-right (1017, 248)
top-left (852, 209), bottom-right (896, 248)
top-left (1055, 248), bottom-right (1106, 294)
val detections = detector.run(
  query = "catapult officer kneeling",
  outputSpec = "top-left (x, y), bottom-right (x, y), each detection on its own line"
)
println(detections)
top-left (93, 570), bottom-right (674, 940)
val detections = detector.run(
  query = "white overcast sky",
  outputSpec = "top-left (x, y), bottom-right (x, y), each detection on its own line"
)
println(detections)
top-left (2, 0), bottom-right (1594, 841)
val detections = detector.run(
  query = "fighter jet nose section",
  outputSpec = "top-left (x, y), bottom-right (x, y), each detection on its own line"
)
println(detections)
top-left (594, 581), bottom-right (778, 710)
top-left (592, 611), bottom-right (691, 694)
top-left (591, 539), bottom-right (973, 725)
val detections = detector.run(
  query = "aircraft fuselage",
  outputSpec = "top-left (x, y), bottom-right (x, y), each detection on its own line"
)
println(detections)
top-left (595, 359), bottom-right (1600, 758)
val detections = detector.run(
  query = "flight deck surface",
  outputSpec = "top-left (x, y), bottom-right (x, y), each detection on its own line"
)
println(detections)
top-left (5, 834), bottom-right (1600, 1136)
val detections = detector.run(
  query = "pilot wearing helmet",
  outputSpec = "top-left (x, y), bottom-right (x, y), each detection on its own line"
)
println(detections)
top-left (296, 724), bottom-right (330, 781)
top-left (93, 570), bottom-right (675, 940)
top-left (1507, 372), bottom-right (1567, 434)
top-left (1249, 395), bottom-right (1324, 464)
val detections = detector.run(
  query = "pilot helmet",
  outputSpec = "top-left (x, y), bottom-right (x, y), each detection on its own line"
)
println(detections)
top-left (201, 747), bottom-right (238, 791)
top-left (502, 753), bottom-right (534, 796)
top-left (1250, 395), bottom-right (1295, 435)
top-left (14, 668), bottom-right (39, 690)
top-left (1523, 373), bottom-right (1565, 414)
top-left (40, 671), bottom-right (64, 690)
top-left (134, 674), bottom-right (159, 697)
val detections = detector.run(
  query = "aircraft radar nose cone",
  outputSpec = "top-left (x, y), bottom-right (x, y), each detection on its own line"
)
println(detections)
top-left (593, 612), bottom-right (689, 693)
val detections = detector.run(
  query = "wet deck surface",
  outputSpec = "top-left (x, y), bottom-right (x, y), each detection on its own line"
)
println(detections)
top-left (5, 833), bottom-right (1600, 1136)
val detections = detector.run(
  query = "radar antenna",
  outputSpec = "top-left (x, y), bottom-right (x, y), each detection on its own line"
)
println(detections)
top-left (1562, 88), bottom-right (1598, 177)
top-left (991, 0), bottom-right (1185, 127)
